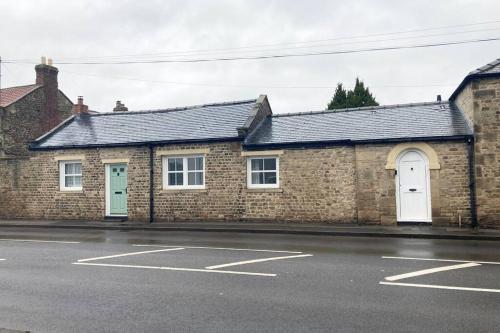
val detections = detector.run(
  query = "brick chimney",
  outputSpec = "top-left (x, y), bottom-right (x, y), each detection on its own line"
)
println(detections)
top-left (113, 100), bottom-right (128, 112)
top-left (35, 58), bottom-right (60, 131)
top-left (73, 96), bottom-right (89, 115)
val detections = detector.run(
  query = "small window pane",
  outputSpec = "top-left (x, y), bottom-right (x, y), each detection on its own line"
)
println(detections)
top-left (74, 176), bottom-right (82, 187)
top-left (176, 158), bottom-right (183, 171)
top-left (168, 159), bottom-right (176, 171)
top-left (187, 157), bottom-right (203, 171)
top-left (65, 176), bottom-right (74, 187)
top-left (264, 172), bottom-right (277, 184)
top-left (74, 163), bottom-right (82, 174)
top-left (113, 168), bottom-right (117, 173)
top-left (168, 173), bottom-right (183, 186)
top-left (65, 163), bottom-right (74, 174)
top-left (264, 158), bottom-right (276, 171)
top-left (188, 172), bottom-right (203, 185)
top-left (196, 157), bottom-right (203, 170)
top-left (119, 168), bottom-right (124, 172)
top-left (168, 173), bottom-right (176, 186)
top-left (252, 172), bottom-right (264, 184)
top-left (251, 159), bottom-right (264, 171)
top-left (187, 157), bottom-right (196, 171)
top-left (168, 158), bottom-right (183, 171)
top-left (176, 173), bottom-right (183, 185)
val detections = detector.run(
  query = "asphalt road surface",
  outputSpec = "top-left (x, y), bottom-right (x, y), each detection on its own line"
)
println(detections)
top-left (0, 227), bottom-right (499, 332)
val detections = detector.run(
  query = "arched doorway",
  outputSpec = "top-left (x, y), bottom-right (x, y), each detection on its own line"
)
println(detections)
top-left (396, 150), bottom-right (432, 223)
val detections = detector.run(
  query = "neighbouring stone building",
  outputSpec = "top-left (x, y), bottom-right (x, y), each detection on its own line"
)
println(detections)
top-left (0, 58), bottom-right (499, 228)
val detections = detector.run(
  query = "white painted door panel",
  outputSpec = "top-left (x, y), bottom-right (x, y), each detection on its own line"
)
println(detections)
top-left (397, 151), bottom-right (430, 222)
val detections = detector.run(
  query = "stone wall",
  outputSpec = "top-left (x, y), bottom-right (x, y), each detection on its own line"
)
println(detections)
top-left (355, 142), bottom-right (471, 226)
top-left (0, 147), bottom-right (151, 221)
top-left (153, 143), bottom-right (356, 223)
top-left (243, 146), bottom-right (357, 223)
top-left (454, 83), bottom-right (474, 128)
top-left (470, 78), bottom-right (500, 227)
top-left (0, 140), bottom-right (473, 226)
top-left (0, 90), bottom-right (73, 157)
top-left (154, 142), bottom-right (245, 221)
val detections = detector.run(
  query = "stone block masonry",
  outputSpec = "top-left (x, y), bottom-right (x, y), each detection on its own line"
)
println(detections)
top-left (471, 78), bottom-right (500, 226)
top-left (0, 140), bottom-right (473, 226)
top-left (355, 142), bottom-right (471, 226)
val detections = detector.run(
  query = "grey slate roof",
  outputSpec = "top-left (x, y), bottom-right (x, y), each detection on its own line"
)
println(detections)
top-left (244, 101), bottom-right (472, 147)
top-left (32, 99), bottom-right (257, 149)
top-left (469, 58), bottom-right (500, 75)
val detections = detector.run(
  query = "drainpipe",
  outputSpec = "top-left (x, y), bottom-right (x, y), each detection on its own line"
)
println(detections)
top-left (467, 137), bottom-right (478, 229)
top-left (148, 144), bottom-right (155, 223)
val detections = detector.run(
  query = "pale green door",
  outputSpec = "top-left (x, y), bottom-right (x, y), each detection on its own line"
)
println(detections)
top-left (109, 164), bottom-right (128, 215)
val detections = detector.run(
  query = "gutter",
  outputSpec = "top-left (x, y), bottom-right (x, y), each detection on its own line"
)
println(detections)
top-left (29, 136), bottom-right (242, 151)
top-left (243, 135), bottom-right (471, 151)
top-left (467, 137), bottom-right (478, 228)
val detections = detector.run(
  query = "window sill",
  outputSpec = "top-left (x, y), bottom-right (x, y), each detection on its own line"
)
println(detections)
top-left (59, 189), bottom-right (83, 193)
top-left (246, 188), bottom-right (283, 193)
top-left (161, 188), bottom-right (208, 193)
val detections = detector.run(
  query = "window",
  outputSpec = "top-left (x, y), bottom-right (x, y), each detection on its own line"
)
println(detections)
top-left (163, 156), bottom-right (205, 189)
top-left (59, 160), bottom-right (82, 191)
top-left (247, 157), bottom-right (279, 188)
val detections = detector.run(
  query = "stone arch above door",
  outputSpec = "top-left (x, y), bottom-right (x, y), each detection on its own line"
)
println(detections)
top-left (385, 143), bottom-right (440, 170)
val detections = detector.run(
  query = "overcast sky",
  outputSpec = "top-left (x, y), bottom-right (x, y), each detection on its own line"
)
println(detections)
top-left (0, 0), bottom-right (499, 114)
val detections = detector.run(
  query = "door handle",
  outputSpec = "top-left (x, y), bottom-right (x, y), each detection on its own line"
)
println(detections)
top-left (125, 187), bottom-right (128, 194)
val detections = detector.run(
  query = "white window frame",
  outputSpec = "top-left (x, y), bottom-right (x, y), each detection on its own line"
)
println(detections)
top-left (163, 155), bottom-right (206, 190)
top-left (59, 160), bottom-right (83, 191)
top-left (247, 156), bottom-right (279, 189)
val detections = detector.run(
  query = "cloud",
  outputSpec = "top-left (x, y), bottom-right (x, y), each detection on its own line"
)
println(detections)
top-left (1, 0), bottom-right (499, 113)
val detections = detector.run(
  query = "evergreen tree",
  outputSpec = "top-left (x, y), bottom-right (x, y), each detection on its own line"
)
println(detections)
top-left (327, 83), bottom-right (347, 110)
top-left (327, 78), bottom-right (378, 110)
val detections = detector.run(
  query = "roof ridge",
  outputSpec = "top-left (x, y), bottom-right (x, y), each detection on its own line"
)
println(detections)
top-left (90, 98), bottom-right (257, 117)
top-left (272, 101), bottom-right (448, 118)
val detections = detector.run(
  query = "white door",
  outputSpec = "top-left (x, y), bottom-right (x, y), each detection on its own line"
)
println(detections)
top-left (397, 150), bottom-right (431, 222)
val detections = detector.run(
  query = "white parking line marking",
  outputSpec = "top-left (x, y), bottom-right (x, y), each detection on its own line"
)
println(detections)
top-left (205, 254), bottom-right (313, 270)
top-left (380, 281), bottom-right (500, 293)
top-left (133, 244), bottom-right (302, 254)
top-left (73, 262), bottom-right (276, 277)
top-left (0, 238), bottom-right (80, 244)
top-left (77, 248), bottom-right (184, 263)
top-left (384, 262), bottom-right (481, 281)
top-left (382, 256), bottom-right (500, 265)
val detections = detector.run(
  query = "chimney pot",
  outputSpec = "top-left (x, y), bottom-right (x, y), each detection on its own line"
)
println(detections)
top-left (48, 58), bottom-right (53, 66)
top-left (41, 56), bottom-right (46, 65)
top-left (437, 94), bottom-right (442, 102)
top-left (73, 96), bottom-right (89, 115)
top-left (113, 100), bottom-right (128, 112)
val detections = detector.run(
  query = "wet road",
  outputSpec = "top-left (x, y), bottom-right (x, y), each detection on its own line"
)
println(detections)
top-left (0, 227), bottom-right (499, 332)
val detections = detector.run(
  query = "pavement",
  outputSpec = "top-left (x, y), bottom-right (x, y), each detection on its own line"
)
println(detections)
top-left (0, 227), bottom-right (499, 332)
top-left (0, 219), bottom-right (499, 240)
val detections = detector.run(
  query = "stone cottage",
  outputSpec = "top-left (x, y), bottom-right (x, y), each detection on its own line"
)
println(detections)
top-left (0, 61), bottom-right (73, 157)
top-left (0, 58), bottom-right (499, 228)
